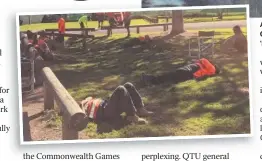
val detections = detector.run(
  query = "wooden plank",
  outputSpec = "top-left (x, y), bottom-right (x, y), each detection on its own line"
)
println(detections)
top-left (101, 23), bottom-right (172, 30)
top-left (43, 32), bottom-right (94, 39)
top-left (42, 67), bottom-right (87, 131)
top-left (45, 28), bottom-right (96, 32)
top-left (23, 112), bottom-right (32, 141)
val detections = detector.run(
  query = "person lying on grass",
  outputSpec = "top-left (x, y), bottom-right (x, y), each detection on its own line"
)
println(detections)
top-left (80, 82), bottom-right (153, 125)
top-left (141, 58), bottom-right (221, 85)
top-left (221, 25), bottom-right (247, 54)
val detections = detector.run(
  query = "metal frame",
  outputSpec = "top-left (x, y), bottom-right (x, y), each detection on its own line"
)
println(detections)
top-left (188, 31), bottom-right (215, 59)
top-left (21, 57), bottom-right (35, 93)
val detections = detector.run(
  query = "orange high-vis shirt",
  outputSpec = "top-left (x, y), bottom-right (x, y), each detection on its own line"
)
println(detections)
top-left (193, 58), bottom-right (216, 78)
top-left (58, 18), bottom-right (65, 34)
top-left (81, 97), bottom-right (103, 119)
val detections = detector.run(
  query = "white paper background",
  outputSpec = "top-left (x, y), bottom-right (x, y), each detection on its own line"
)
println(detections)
top-left (0, 1), bottom-right (261, 160)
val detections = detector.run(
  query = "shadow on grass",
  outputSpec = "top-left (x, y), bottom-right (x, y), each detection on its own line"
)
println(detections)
top-left (49, 30), bottom-right (250, 138)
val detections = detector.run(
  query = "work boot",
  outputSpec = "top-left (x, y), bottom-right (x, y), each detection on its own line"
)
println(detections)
top-left (126, 115), bottom-right (148, 125)
top-left (137, 108), bottom-right (154, 117)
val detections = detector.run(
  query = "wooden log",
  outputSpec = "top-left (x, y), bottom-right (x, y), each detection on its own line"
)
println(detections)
top-left (42, 67), bottom-right (87, 132)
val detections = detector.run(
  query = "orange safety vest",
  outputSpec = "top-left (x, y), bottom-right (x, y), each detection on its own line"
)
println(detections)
top-left (82, 97), bottom-right (103, 119)
top-left (193, 58), bottom-right (216, 78)
top-left (139, 36), bottom-right (145, 41)
top-left (58, 18), bottom-right (65, 34)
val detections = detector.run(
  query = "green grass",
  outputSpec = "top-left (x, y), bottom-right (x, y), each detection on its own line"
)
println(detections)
top-left (20, 15), bottom-right (245, 31)
top-left (47, 27), bottom-right (249, 139)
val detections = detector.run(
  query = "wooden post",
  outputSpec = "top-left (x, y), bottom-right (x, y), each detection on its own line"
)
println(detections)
top-left (166, 17), bottom-right (169, 30)
top-left (28, 16), bottom-right (31, 24)
top-left (62, 113), bottom-right (78, 140)
top-left (107, 28), bottom-right (110, 37)
top-left (136, 27), bottom-right (140, 34)
top-left (23, 112), bottom-right (32, 141)
top-left (44, 82), bottom-right (54, 110)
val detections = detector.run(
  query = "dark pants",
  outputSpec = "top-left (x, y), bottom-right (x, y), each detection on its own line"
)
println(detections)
top-left (147, 67), bottom-right (196, 85)
top-left (98, 82), bottom-right (144, 122)
top-left (97, 15), bottom-right (104, 28)
top-left (80, 22), bottom-right (85, 29)
top-left (58, 32), bottom-right (64, 43)
top-left (124, 17), bottom-right (131, 36)
top-left (108, 18), bottom-right (115, 36)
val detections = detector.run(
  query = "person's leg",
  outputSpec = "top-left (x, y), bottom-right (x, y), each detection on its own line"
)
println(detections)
top-left (103, 85), bottom-right (136, 119)
top-left (123, 82), bottom-right (153, 117)
top-left (125, 18), bottom-right (131, 37)
top-left (80, 22), bottom-right (85, 35)
top-left (103, 85), bottom-right (148, 124)
top-left (109, 18), bottom-right (114, 36)
top-left (142, 67), bottom-right (193, 85)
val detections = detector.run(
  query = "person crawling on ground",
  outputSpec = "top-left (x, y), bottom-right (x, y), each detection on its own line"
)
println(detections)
top-left (123, 35), bottom-right (155, 48)
top-left (221, 25), bottom-right (247, 54)
top-left (141, 58), bottom-right (221, 86)
top-left (80, 82), bottom-right (153, 125)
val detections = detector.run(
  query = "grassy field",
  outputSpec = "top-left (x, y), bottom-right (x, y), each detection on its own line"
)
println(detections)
top-left (44, 27), bottom-right (250, 139)
top-left (20, 15), bottom-right (245, 31)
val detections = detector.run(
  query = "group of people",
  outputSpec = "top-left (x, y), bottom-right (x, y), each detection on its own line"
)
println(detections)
top-left (106, 12), bottom-right (132, 37)
top-left (80, 25), bottom-right (248, 128)
top-left (20, 30), bottom-right (54, 86)
top-left (57, 12), bottom-right (132, 42)
top-left (80, 58), bottom-right (221, 126)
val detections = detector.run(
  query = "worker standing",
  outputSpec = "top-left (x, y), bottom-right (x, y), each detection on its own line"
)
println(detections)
top-left (78, 14), bottom-right (89, 35)
top-left (106, 12), bottom-right (116, 36)
top-left (96, 12), bottom-right (105, 29)
top-left (123, 12), bottom-right (131, 37)
top-left (58, 15), bottom-right (66, 44)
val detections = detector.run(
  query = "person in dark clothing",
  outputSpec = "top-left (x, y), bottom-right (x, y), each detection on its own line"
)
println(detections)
top-left (107, 12), bottom-right (116, 36)
top-left (141, 58), bottom-right (220, 85)
top-left (221, 25), bottom-right (247, 54)
top-left (96, 12), bottom-right (104, 28)
top-left (123, 12), bottom-right (131, 37)
top-left (81, 82), bottom-right (153, 125)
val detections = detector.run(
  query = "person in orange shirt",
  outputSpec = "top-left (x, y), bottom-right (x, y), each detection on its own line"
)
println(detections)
top-left (57, 15), bottom-right (66, 43)
top-left (141, 58), bottom-right (220, 85)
